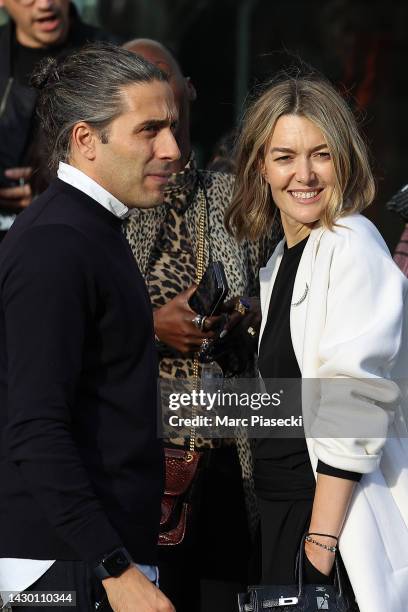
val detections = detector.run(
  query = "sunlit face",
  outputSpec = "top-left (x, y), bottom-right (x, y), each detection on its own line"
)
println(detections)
top-left (88, 80), bottom-right (180, 209)
top-left (263, 114), bottom-right (336, 244)
top-left (0, 0), bottom-right (70, 48)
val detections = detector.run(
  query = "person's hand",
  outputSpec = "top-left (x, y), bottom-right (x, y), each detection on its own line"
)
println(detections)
top-left (304, 538), bottom-right (336, 577)
top-left (102, 565), bottom-right (175, 612)
top-left (200, 296), bottom-right (260, 375)
top-left (153, 285), bottom-right (220, 354)
top-left (219, 296), bottom-right (261, 338)
top-left (0, 167), bottom-right (33, 210)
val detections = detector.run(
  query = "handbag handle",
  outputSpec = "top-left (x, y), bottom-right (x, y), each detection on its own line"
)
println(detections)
top-left (296, 533), bottom-right (345, 600)
top-left (197, 173), bottom-right (213, 263)
top-left (189, 176), bottom-right (208, 453)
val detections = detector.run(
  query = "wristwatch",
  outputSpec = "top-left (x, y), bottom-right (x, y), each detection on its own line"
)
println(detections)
top-left (93, 547), bottom-right (133, 579)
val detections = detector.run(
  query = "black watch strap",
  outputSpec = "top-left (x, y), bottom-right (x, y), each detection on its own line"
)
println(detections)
top-left (94, 547), bottom-right (132, 580)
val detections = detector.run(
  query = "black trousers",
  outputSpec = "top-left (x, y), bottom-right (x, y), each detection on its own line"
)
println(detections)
top-left (254, 497), bottom-right (344, 587)
top-left (255, 497), bottom-right (314, 584)
top-left (9, 560), bottom-right (110, 612)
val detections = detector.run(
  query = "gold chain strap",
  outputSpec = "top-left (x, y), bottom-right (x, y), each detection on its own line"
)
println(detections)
top-left (189, 184), bottom-right (207, 454)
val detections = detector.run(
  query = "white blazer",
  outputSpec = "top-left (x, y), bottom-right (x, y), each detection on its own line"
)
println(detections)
top-left (259, 213), bottom-right (408, 612)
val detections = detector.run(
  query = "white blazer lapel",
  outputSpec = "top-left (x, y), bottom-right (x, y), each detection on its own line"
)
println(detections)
top-left (259, 239), bottom-right (285, 345)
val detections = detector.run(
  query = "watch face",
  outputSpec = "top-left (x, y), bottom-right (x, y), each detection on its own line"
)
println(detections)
top-left (103, 550), bottom-right (131, 576)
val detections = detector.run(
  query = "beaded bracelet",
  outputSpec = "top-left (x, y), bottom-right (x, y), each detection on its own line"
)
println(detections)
top-left (305, 532), bottom-right (338, 554)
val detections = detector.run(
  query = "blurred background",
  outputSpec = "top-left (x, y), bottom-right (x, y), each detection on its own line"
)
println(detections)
top-left (2, 0), bottom-right (407, 248)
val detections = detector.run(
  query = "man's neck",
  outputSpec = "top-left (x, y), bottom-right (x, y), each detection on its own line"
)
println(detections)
top-left (58, 161), bottom-right (129, 219)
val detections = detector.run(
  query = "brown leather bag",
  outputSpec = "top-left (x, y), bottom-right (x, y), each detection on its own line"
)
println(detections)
top-left (158, 448), bottom-right (201, 546)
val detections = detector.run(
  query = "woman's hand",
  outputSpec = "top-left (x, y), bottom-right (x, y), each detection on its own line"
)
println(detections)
top-left (219, 296), bottom-right (261, 337)
top-left (153, 285), bottom-right (219, 354)
top-left (305, 473), bottom-right (357, 577)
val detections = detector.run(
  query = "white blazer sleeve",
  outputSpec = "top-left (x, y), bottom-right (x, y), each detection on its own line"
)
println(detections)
top-left (311, 221), bottom-right (408, 473)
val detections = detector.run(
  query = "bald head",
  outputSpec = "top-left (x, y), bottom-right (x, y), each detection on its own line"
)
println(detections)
top-left (124, 38), bottom-right (196, 170)
top-left (124, 39), bottom-right (183, 82)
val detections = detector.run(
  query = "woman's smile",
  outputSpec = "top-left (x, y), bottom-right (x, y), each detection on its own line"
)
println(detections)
top-left (263, 114), bottom-right (336, 245)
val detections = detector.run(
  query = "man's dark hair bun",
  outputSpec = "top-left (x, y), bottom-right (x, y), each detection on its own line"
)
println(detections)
top-left (31, 56), bottom-right (61, 90)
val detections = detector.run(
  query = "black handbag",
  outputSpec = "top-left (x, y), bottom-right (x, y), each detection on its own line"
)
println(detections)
top-left (238, 534), bottom-right (355, 612)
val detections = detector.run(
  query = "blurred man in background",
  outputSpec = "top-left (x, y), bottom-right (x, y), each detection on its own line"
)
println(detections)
top-left (0, 0), bottom-right (120, 239)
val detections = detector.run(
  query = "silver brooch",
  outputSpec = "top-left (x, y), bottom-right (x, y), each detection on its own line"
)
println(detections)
top-left (292, 283), bottom-right (309, 306)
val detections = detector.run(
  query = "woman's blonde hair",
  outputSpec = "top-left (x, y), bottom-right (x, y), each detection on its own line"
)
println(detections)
top-left (225, 74), bottom-right (375, 241)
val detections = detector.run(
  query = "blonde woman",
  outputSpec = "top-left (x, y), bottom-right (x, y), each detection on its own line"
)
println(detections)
top-left (226, 74), bottom-right (408, 611)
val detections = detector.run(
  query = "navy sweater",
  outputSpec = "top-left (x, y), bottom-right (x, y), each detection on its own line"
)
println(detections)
top-left (0, 179), bottom-right (164, 566)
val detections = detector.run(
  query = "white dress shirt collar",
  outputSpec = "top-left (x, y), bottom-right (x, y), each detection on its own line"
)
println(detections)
top-left (57, 162), bottom-right (129, 220)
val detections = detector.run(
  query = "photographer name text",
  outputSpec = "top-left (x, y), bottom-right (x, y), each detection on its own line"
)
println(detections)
top-left (167, 415), bottom-right (303, 428)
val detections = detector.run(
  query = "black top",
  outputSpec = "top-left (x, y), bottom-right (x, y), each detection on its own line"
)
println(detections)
top-left (258, 238), bottom-right (307, 379)
top-left (0, 179), bottom-right (164, 565)
top-left (254, 238), bottom-right (361, 501)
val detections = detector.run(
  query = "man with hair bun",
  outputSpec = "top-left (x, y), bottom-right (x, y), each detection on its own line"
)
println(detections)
top-left (0, 0), bottom-right (120, 241)
top-left (0, 42), bottom-right (178, 612)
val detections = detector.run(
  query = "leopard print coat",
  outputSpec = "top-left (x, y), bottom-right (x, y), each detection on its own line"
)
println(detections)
top-left (125, 155), bottom-right (281, 535)
top-left (125, 155), bottom-right (276, 377)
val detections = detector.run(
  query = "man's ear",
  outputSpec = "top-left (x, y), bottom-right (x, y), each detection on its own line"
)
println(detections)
top-left (185, 77), bottom-right (197, 102)
top-left (71, 122), bottom-right (97, 161)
